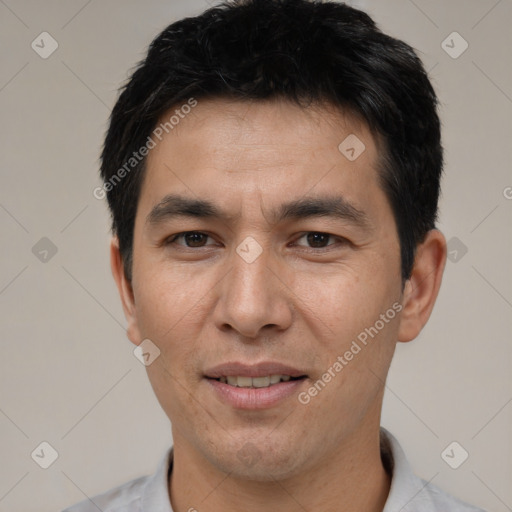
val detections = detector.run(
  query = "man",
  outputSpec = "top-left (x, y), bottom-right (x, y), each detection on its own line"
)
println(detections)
top-left (65, 0), bottom-right (485, 510)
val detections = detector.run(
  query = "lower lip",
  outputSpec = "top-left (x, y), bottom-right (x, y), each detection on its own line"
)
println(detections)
top-left (206, 378), bottom-right (306, 409)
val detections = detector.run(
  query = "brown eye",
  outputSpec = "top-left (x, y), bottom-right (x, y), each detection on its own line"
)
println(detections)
top-left (306, 232), bottom-right (331, 248)
top-left (167, 231), bottom-right (214, 247)
top-left (296, 232), bottom-right (336, 248)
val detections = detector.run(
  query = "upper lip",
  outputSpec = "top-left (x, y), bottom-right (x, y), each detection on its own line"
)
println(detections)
top-left (204, 362), bottom-right (307, 379)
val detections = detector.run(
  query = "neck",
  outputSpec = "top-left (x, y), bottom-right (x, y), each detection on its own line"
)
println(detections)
top-left (169, 422), bottom-right (391, 512)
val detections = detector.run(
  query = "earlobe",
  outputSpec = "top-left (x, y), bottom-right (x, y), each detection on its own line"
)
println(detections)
top-left (397, 229), bottom-right (447, 343)
top-left (110, 238), bottom-right (142, 345)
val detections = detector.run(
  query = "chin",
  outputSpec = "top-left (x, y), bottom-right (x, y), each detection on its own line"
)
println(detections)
top-left (204, 438), bottom-right (308, 482)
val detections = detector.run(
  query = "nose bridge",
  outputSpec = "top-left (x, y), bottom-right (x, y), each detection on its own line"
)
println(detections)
top-left (214, 235), bottom-right (290, 337)
top-left (229, 236), bottom-right (273, 311)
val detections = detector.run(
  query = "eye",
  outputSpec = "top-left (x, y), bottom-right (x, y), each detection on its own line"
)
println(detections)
top-left (166, 231), bottom-right (217, 248)
top-left (295, 232), bottom-right (342, 249)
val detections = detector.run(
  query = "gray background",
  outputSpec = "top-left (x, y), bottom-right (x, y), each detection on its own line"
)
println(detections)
top-left (0, 0), bottom-right (510, 511)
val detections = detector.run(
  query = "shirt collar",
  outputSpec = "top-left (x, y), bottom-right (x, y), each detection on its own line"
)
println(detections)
top-left (381, 428), bottom-right (438, 512)
top-left (141, 446), bottom-right (174, 511)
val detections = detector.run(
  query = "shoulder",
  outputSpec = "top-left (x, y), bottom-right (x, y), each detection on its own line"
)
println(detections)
top-left (61, 474), bottom-right (147, 512)
top-left (418, 478), bottom-right (487, 512)
top-left (62, 447), bottom-right (174, 512)
top-left (381, 429), bottom-right (486, 512)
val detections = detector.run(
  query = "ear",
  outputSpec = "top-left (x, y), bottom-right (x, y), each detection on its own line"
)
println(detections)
top-left (397, 229), bottom-right (447, 343)
top-left (110, 237), bottom-right (142, 346)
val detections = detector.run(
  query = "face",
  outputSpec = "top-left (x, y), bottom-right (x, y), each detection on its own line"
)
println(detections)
top-left (117, 98), bottom-right (407, 480)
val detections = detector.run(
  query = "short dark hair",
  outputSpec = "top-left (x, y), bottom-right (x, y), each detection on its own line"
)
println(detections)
top-left (100, 0), bottom-right (442, 282)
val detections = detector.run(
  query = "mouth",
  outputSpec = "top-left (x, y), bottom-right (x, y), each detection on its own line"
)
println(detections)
top-left (204, 362), bottom-right (309, 409)
top-left (210, 375), bottom-right (305, 388)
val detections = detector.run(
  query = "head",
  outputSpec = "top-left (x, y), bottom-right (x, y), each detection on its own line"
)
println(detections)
top-left (104, 0), bottom-right (446, 480)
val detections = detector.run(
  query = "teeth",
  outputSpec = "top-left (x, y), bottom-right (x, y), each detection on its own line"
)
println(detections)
top-left (252, 376), bottom-right (270, 388)
top-left (237, 376), bottom-right (253, 387)
top-left (219, 375), bottom-right (295, 388)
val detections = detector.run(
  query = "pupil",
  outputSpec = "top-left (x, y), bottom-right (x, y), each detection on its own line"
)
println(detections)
top-left (307, 232), bottom-right (328, 248)
top-left (185, 232), bottom-right (206, 247)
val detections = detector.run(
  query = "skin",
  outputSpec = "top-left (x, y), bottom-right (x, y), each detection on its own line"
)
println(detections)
top-left (111, 98), bottom-right (447, 512)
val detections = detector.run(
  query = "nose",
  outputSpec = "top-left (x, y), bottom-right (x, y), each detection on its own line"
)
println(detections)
top-left (212, 238), bottom-right (293, 340)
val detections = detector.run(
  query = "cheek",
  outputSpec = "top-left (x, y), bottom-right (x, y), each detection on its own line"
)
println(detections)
top-left (298, 313), bottom-right (398, 435)
top-left (144, 355), bottom-right (204, 438)
top-left (132, 260), bottom-right (211, 339)
top-left (289, 260), bottom-right (392, 331)
top-left (132, 262), bottom-right (216, 390)
top-left (290, 260), bottom-right (401, 386)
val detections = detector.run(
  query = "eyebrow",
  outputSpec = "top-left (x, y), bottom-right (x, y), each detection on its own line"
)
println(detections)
top-left (146, 193), bottom-right (370, 229)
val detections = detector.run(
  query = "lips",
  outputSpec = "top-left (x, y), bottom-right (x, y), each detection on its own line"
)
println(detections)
top-left (205, 362), bottom-right (307, 380)
top-left (204, 362), bottom-right (308, 409)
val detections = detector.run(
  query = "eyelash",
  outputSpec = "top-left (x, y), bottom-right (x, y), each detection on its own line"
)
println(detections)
top-left (164, 231), bottom-right (347, 251)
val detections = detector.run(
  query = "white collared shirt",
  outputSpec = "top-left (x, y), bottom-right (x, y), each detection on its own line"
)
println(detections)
top-left (63, 429), bottom-right (485, 512)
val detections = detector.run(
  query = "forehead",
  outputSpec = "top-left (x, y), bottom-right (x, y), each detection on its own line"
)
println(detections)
top-left (152, 97), bottom-right (375, 158)
top-left (138, 97), bottom-right (385, 222)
